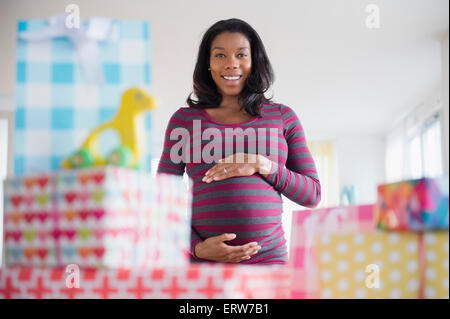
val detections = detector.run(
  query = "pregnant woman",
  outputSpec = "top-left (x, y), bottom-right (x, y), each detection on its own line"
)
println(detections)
top-left (158, 18), bottom-right (321, 265)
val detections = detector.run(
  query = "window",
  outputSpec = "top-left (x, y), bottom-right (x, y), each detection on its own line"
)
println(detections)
top-left (406, 112), bottom-right (443, 179)
top-left (422, 113), bottom-right (443, 178)
top-left (385, 131), bottom-right (404, 182)
top-left (407, 133), bottom-right (423, 179)
top-left (385, 108), bottom-right (444, 182)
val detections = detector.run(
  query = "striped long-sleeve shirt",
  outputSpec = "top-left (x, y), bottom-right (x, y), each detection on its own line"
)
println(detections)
top-left (157, 103), bottom-right (321, 264)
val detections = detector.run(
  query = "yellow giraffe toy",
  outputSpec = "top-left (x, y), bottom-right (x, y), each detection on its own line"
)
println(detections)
top-left (62, 87), bottom-right (157, 169)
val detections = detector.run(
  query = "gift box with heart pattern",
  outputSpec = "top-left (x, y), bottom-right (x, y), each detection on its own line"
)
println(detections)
top-left (3, 166), bottom-right (191, 268)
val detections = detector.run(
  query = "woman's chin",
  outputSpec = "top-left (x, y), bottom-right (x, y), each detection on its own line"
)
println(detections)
top-left (220, 89), bottom-right (243, 97)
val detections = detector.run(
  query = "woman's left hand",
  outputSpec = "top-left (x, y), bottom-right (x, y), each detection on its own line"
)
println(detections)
top-left (202, 153), bottom-right (272, 183)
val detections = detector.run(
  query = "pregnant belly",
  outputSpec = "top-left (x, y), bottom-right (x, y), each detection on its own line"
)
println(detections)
top-left (191, 176), bottom-right (283, 244)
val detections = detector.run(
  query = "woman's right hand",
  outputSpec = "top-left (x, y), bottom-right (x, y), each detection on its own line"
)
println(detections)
top-left (194, 233), bottom-right (261, 263)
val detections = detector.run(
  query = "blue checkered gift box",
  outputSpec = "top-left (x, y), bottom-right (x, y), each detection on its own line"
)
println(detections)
top-left (14, 17), bottom-right (152, 176)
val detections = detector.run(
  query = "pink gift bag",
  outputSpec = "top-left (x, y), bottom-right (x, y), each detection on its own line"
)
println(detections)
top-left (289, 204), bottom-right (376, 298)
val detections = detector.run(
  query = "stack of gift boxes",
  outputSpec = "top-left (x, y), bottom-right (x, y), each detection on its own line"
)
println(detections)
top-left (290, 176), bottom-right (449, 299)
top-left (0, 167), bottom-right (291, 299)
top-left (2, 167), bottom-right (192, 269)
top-left (0, 16), bottom-right (291, 299)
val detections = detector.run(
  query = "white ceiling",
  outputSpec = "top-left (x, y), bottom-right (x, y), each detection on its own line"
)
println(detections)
top-left (261, 0), bottom-right (449, 136)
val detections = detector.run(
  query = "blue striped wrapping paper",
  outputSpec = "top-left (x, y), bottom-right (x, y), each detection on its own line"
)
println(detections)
top-left (14, 18), bottom-right (153, 175)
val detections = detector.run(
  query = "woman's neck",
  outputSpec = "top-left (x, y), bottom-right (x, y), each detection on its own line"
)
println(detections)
top-left (219, 95), bottom-right (241, 112)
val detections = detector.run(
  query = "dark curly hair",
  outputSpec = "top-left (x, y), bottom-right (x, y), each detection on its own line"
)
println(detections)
top-left (186, 18), bottom-right (274, 116)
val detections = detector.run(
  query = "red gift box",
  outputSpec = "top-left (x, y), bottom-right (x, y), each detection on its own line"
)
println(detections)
top-left (0, 263), bottom-right (291, 299)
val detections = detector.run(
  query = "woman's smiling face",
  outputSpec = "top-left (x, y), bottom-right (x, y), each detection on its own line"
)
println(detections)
top-left (209, 32), bottom-right (252, 99)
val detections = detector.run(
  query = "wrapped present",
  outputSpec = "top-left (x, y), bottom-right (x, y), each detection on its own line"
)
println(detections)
top-left (316, 231), bottom-right (449, 299)
top-left (0, 264), bottom-right (292, 299)
top-left (375, 176), bottom-right (449, 231)
top-left (14, 16), bottom-right (152, 175)
top-left (289, 204), bottom-right (376, 298)
top-left (3, 167), bottom-right (191, 268)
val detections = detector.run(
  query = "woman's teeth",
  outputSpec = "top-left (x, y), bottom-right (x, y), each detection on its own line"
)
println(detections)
top-left (223, 76), bottom-right (241, 80)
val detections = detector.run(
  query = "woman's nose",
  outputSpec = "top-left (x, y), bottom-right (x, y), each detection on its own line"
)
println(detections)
top-left (225, 56), bottom-right (239, 69)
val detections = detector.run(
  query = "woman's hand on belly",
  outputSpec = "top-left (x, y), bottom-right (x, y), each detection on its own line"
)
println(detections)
top-left (202, 153), bottom-right (272, 183)
top-left (195, 233), bottom-right (261, 263)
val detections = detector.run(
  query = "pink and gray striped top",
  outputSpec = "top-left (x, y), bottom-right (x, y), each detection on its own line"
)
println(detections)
top-left (157, 103), bottom-right (321, 264)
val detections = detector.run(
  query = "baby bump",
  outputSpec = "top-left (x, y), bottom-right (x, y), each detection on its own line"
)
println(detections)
top-left (191, 176), bottom-right (283, 244)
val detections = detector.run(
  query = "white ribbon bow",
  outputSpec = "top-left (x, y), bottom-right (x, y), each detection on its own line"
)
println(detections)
top-left (18, 14), bottom-right (119, 85)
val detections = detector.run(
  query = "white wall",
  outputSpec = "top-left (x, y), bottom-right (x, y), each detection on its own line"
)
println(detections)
top-left (0, 96), bottom-right (14, 177)
top-left (305, 130), bottom-right (385, 205)
top-left (0, 118), bottom-right (7, 265)
top-left (336, 134), bottom-right (385, 204)
top-left (441, 33), bottom-right (449, 174)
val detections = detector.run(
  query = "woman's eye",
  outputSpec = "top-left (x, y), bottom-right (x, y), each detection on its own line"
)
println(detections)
top-left (214, 53), bottom-right (247, 58)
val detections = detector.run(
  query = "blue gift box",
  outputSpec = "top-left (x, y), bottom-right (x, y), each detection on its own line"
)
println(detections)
top-left (14, 18), bottom-right (152, 175)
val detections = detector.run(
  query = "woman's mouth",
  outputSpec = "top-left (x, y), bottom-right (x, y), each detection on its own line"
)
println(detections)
top-left (221, 75), bottom-right (242, 84)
